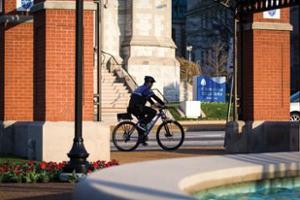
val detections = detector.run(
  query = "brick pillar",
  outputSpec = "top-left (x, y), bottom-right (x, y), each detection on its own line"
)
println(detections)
top-left (240, 8), bottom-right (292, 121)
top-left (32, 0), bottom-right (95, 121)
top-left (0, 1), bottom-right (34, 121)
top-left (0, 15), bottom-right (4, 121)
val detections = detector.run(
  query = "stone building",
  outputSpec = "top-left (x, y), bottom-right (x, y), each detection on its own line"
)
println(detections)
top-left (102, 0), bottom-right (180, 102)
top-left (185, 0), bottom-right (233, 75)
top-left (172, 0), bottom-right (187, 57)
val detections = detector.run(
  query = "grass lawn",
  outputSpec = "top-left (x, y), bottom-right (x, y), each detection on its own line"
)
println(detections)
top-left (168, 102), bottom-right (231, 121)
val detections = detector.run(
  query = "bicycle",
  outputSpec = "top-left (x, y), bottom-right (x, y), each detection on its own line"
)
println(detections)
top-left (112, 106), bottom-right (185, 151)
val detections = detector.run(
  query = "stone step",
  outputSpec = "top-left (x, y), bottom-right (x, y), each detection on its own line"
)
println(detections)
top-left (101, 75), bottom-right (114, 78)
top-left (101, 80), bottom-right (117, 84)
top-left (101, 99), bottom-right (130, 104)
top-left (101, 98), bottom-right (129, 102)
top-left (101, 105), bottom-right (128, 109)
top-left (101, 107), bottom-right (127, 113)
top-left (101, 94), bottom-right (130, 99)
top-left (102, 91), bottom-right (130, 95)
top-left (102, 91), bottom-right (129, 96)
top-left (101, 75), bottom-right (115, 79)
top-left (102, 99), bottom-right (129, 103)
top-left (101, 87), bottom-right (128, 91)
top-left (101, 101), bottom-right (129, 106)
top-left (102, 82), bottom-right (125, 88)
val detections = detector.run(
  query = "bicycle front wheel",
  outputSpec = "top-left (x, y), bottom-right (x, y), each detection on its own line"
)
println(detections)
top-left (112, 121), bottom-right (139, 151)
top-left (156, 120), bottom-right (185, 151)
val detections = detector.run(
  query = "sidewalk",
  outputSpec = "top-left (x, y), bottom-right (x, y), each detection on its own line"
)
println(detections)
top-left (179, 120), bottom-right (226, 131)
top-left (0, 183), bottom-right (73, 200)
top-left (111, 146), bottom-right (225, 164)
top-left (108, 120), bottom-right (226, 132)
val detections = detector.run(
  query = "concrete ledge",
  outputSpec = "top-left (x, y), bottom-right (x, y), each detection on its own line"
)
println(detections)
top-left (122, 36), bottom-right (177, 48)
top-left (0, 121), bottom-right (110, 162)
top-left (31, 0), bottom-right (97, 13)
top-left (225, 121), bottom-right (300, 153)
top-left (0, 15), bottom-right (33, 24)
top-left (74, 152), bottom-right (300, 200)
top-left (244, 22), bottom-right (293, 31)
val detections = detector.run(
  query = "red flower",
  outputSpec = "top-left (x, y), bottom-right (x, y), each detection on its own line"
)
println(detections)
top-left (28, 160), bottom-right (35, 165)
top-left (87, 169), bottom-right (93, 174)
top-left (39, 162), bottom-right (47, 170)
top-left (92, 162), bottom-right (98, 169)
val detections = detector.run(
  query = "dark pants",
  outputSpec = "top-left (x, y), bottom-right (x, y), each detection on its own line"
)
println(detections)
top-left (128, 106), bottom-right (157, 125)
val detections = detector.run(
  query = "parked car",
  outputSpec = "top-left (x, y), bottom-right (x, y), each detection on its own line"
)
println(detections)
top-left (290, 91), bottom-right (300, 121)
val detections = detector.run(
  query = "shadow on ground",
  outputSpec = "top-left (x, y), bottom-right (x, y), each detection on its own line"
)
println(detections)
top-left (175, 147), bottom-right (225, 155)
top-left (0, 183), bottom-right (73, 200)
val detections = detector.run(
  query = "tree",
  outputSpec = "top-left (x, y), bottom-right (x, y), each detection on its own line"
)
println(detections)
top-left (205, 41), bottom-right (228, 76)
top-left (177, 57), bottom-right (201, 84)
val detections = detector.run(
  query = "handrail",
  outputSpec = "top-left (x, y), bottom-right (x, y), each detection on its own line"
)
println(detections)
top-left (152, 88), bottom-right (169, 104)
top-left (101, 50), bottom-right (138, 92)
top-left (100, 51), bottom-right (170, 104)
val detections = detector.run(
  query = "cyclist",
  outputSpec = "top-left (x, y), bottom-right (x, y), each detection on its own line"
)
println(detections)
top-left (127, 76), bottom-right (165, 145)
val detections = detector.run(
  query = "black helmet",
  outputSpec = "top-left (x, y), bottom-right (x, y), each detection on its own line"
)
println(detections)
top-left (144, 76), bottom-right (156, 83)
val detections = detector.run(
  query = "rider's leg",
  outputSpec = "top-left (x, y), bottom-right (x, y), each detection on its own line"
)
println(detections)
top-left (128, 107), bottom-right (148, 145)
top-left (143, 106), bottom-right (157, 125)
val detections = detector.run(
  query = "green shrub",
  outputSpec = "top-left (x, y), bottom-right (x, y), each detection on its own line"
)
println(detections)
top-left (201, 103), bottom-right (230, 120)
top-left (168, 102), bottom-right (231, 120)
top-left (0, 160), bottom-right (119, 183)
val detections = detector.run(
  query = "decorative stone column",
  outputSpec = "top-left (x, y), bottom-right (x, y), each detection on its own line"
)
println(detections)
top-left (121, 0), bottom-right (180, 102)
top-left (225, 9), bottom-right (297, 153)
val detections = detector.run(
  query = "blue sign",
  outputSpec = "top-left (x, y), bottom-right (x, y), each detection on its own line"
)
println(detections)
top-left (194, 76), bottom-right (226, 103)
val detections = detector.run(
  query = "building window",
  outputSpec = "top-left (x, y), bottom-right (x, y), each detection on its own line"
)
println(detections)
top-left (172, 28), bottom-right (176, 42)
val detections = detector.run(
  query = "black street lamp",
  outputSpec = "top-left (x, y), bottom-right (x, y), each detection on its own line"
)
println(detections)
top-left (214, 0), bottom-right (239, 122)
top-left (61, 0), bottom-right (89, 177)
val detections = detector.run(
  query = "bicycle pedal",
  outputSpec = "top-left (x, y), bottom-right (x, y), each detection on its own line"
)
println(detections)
top-left (141, 142), bottom-right (148, 146)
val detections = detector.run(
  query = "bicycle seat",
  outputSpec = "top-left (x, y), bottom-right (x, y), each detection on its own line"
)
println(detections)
top-left (117, 113), bottom-right (133, 121)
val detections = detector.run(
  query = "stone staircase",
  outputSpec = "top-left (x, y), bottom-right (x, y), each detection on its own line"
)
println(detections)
top-left (100, 68), bottom-right (131, 122)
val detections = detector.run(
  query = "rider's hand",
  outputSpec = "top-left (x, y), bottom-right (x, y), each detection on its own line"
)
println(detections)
top-left (153, 103), bottom-right (166, 109)
top-left (153, 103), bottom-right (162, 108)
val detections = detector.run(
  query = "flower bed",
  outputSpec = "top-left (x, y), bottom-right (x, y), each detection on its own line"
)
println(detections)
top-left (0, 160), bottom-right (119, 183)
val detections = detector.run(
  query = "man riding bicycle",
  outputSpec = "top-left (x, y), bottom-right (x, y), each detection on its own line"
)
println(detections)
top-left (127, 76), bottom-right (165, 145)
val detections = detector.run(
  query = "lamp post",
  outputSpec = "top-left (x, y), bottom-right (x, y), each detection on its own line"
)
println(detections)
top-left (61, 0), bottom-right (89, 178)
top-left (186, 45), bottom-right (193, 62)
top-left (214, 0), bottom-right (239, 122)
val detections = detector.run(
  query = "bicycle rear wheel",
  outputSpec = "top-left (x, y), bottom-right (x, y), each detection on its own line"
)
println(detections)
top-left (112, 121), bottom-right (139, 151)
top-left (156, 120), bottom-right (185, 151)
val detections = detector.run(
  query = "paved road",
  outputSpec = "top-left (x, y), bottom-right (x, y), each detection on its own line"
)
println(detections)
top-left (111, 131), bottom-right (225, 151)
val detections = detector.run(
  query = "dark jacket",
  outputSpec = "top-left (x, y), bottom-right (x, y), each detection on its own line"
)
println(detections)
top-left (128, 85), bottom-right (164, 111)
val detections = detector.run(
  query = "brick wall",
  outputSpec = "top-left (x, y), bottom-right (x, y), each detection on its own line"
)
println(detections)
top-left (0, 0), bottom-right (33, 121)
top-left (4, 23), bottom-right (34, 121)
top-left (240, 9), bottom-right (290, 121)
top-left (0, 22), bottom-right (4, 120)
top-left (34, 4), bottom-right (94, 121)
top-left (0, 0), bottom-right (95, 121)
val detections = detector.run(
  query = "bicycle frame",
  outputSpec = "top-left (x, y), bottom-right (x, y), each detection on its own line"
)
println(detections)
top-left (142, 109), bottom-right (169, 135)
top-left (124, 109), bottom-right (168, 137)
